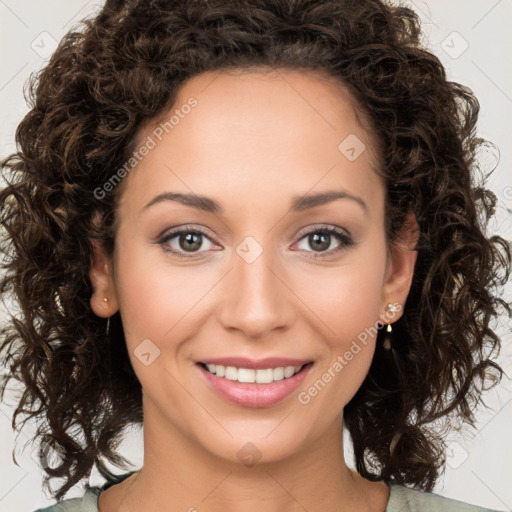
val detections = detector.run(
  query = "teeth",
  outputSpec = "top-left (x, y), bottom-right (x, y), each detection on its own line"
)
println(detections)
top-left (225, 366), bottom-right (238, 380)
top-left (273, 367), bottom-right (284, 381)
top-left (204, 364), bottom-right (304, 383)
top-left (255, 368), bottom-right (273, 384)
top-left (284, 366), bottom-right (296, 378)
top-left (238, 368), bottom-right (256, 383)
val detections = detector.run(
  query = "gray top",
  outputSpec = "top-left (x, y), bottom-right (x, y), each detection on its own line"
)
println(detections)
top-left (33, 472), bottom-right (506, 512)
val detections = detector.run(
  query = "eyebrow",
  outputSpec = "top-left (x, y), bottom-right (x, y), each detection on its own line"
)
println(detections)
top-left (142, 190), bottom-right (368, 215)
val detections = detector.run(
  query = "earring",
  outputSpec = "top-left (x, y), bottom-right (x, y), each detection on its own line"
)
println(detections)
top-left (383, 303), bottom-right (398, 350)
top-left (103, 297), bottom-right (110, 335)
top-left (383, 324), bottom-right (392, 351)
top-left (385, 303), bottom-right (399, 314)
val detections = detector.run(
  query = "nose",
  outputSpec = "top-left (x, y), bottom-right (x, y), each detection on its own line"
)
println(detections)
top-left (217, 243), bottom-right (297, 339)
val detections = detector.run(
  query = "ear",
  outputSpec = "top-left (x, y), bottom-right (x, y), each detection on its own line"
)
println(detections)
top-left (89, 238), bottom-right (119, 318)
top-left (379, 209), bottom-right (419, 323)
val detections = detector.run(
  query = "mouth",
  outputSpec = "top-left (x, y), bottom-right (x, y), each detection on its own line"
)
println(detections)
top-left (195, 360), bottom-right (314, 408)
top-left (197, 361), bottom-right (313, 384)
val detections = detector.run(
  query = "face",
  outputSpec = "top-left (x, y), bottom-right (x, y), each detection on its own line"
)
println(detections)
top-left (90, 68), bottom-right (417, 465)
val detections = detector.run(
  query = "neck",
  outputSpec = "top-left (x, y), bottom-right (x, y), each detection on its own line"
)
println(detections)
top-left (101, 397), bottom-right (389, 512)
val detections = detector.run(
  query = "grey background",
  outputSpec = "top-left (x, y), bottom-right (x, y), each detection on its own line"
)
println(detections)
top-left (1, 1), bottom-right (511, 511)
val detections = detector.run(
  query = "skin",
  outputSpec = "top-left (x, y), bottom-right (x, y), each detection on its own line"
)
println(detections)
top-left (89, 68), bottom-right (418, 512)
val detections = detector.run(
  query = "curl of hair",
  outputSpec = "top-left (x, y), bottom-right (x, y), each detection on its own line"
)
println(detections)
top-left (1, 0), bottom-right (510, 501)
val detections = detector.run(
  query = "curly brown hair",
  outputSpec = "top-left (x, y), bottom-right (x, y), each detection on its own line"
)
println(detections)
top-left (1, 0), bottom-right (510, 502)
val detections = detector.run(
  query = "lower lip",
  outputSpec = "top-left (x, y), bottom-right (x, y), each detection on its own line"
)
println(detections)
top-left (197, 363), bottom-right (313, 408)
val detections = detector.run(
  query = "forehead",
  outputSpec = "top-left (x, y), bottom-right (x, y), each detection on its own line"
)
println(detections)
top-left (116, 67), bottom-right (383, 219)
top-left (147, 67), bottom-right (377, 152)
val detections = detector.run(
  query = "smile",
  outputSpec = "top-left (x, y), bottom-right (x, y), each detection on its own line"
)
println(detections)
top-left (201, 362), bottom-right (306, 384)
top-left (196, 361), bottom-right (314, 408)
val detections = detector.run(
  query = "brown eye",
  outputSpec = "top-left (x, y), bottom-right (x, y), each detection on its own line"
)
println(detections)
top-left (307, 232), bottom-right (331, 252)
top-left (177, 232), bottom-right (203, 252)
top-left (295, 226), bottom-right (354, 258)
top-left (158, 226), bottom-right (218, 258)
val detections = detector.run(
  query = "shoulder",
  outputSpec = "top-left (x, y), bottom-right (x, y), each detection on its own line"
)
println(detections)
top-left (31, 471), bottom-right (137, 512)
top-left (31, 487), bottom-right (101, 512)
top-left (386, 483), bottom-right (506, 512)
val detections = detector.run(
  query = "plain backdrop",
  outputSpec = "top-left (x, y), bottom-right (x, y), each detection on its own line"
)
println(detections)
top-left (1, 1), bottom-right (511, 511)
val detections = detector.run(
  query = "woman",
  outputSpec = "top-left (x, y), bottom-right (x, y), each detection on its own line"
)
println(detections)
top-left (1, 0), bottom-right (510, 511)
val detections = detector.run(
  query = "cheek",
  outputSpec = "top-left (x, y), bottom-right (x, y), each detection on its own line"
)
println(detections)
top-left (296, 248), bottom-right (387, 343)
top-left (114, 238), bottom-right (226, 363)
top-left (333, 265), bottom-right (384, 336)
top-left (114, 239), bottom-right (198, 342)
top-left (295, 267), bottom-right (385, 410)
top-left (294, 239), bottom-right (386, 399)
top-left (113, 244), bottom-right (216, 392)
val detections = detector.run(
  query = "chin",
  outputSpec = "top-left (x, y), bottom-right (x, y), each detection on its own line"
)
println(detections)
top-left (197, 430), bottom-right (307, 467)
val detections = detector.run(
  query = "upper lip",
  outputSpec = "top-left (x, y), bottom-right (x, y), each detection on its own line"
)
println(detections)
top-left (198, 357), bottom-right (312, 369)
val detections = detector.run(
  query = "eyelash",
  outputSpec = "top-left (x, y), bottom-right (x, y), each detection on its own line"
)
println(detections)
top-left (157, 224), bottom-right (355, 259)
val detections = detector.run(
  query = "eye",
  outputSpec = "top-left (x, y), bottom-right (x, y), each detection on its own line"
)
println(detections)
top-left (158, 225), bottom-right (219, 258)
top-left (295, 226), bottom-right (355, 258)
top-left (157, 224), bottom-right (355, 259)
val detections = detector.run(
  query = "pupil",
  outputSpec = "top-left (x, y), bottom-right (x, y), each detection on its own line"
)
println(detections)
top-left (310, 233), bottom-right (330, 251)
